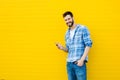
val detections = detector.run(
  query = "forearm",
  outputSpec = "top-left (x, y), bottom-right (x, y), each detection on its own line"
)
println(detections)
top-left (61, 47), bottom-right (68, 52)
top-left (80, 46), bottom-right (91, 61)
top-left (56, 43), bottom-right (68, 52)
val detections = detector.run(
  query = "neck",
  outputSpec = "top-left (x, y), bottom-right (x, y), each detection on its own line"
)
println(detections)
top-left (70, 23), bottom-right (77, 30)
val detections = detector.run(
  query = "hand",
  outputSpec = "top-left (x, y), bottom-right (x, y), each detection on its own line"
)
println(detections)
top-left (77, 59), bottom-right (84, 66)
top-left (55, 42), bottom-right (63, 50)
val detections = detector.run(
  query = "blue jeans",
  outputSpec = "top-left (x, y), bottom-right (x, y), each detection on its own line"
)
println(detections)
top-left (67, 62), bottom-right (86, 80)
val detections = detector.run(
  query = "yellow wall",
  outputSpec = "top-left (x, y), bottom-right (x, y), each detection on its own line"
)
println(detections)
top-left (0, 0), bottom-right (120, 80)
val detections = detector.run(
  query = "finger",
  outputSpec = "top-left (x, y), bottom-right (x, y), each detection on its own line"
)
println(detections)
top-left (55, 42), bottom-right (59, 46)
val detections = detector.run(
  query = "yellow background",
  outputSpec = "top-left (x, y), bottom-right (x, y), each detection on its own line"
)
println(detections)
top-left (0, 0), bottom-right (120, 80)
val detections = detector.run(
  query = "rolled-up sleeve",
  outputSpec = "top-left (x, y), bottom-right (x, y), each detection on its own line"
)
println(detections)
top-left (82, 27), bottom-right (92, 47)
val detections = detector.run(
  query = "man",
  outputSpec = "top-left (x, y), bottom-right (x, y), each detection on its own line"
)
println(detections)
top-left (56, 11), bottom-right (92, 80)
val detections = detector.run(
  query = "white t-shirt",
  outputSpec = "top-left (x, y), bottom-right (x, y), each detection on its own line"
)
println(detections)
top-left (70, 27), bottom-right (77, 39)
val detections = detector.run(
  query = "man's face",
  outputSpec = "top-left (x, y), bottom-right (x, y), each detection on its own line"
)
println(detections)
top-left (64, 15), bottom-right (74, 27)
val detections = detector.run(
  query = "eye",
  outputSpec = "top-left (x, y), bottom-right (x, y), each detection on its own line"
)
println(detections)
top-left (65, 19), bottom-right (67, 21)
top-left (68, 18), bottom-right (71, 20)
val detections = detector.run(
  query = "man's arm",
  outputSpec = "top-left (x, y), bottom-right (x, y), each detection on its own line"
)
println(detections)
top-left (77, 46), bottom-right (91, 66)
top-left (77, 26), bottom-right (92, 66)
top-left (80, 46), bottom-right (90, 61)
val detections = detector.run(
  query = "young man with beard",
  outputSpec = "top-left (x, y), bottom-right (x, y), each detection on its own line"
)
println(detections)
top-left (56, 11), bottom-right (92, 80)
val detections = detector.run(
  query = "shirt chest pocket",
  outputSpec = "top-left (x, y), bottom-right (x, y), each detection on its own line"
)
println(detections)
top-left (74, 33), bottom-right (83, 44)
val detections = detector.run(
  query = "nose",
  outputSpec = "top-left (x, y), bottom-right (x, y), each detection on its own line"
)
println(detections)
top-left (66, 20), bottom-right (69, 23)
top-left (66, 19), bottom-right (70, 23)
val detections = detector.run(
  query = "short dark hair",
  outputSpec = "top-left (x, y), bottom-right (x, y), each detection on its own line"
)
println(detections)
top-left (63, 11), bottom-right (73, 18)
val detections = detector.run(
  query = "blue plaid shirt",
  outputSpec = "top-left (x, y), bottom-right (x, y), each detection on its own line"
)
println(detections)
top-left (65, 24), bottom-right (92, 62)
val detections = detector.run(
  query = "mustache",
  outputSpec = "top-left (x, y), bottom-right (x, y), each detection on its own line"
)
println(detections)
top-left (67, 22), bottom-right (72, 24)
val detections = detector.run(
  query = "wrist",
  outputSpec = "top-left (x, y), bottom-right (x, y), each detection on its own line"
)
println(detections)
top-left (62, 47), bottom-right (65, 51)
top-left (80, 58), bottom-right (85, 62)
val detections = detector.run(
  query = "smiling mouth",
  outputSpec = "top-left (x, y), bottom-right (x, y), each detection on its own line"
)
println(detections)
top-left (67, 22), bottom-right (71, 25)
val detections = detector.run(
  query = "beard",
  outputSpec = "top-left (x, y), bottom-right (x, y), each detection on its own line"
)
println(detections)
top-left (67, 20), bottom-right (74, 27)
